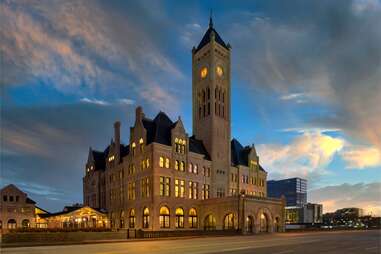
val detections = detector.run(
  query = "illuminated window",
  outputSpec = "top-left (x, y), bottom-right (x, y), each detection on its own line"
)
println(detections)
top-left (200, 67), bottom-right (208, 78)
top-left (128, 164), bottom-right (135, 175)
top-left (129, 209), bottom-right (135, 228)
top-left (175, 207), bottom-right (184, 228)
top-left (160, 176), bottom-right (170, 197)
top-left (204, 214), bottom-right (216, 230)
top-left (188, 208), bottom-right (198, 228)
top-left (131, 142), bottom-right (136, 156)
top-left (120, 210), bottom-right (125, 228)
top-left (193, 164), bottom-right (198, 174)
top-left (180, 161), bottom-right (185, 172)
top-left (143, 208), bottom-right (150, 228)
top-left (175, 160), bottom-right (179, 170)
top-left (159, 156), bottom-right (164, 167)
top-left (202, 184), bottom-right (210, 200)
top-left (146, 158), bottom-right (150, 168)
top-left (159, 206), bottom-right (170, 228)
top-left (141, 177), bottom-right (150, 198)
top-left (188, 163), bottom-right (193, 173)
top-left (175, 179), bottom-right (185, 198)
top-left (189, 181), bottom-right (198, 199)
top-left (165, 158), bottom-right (170, 168)
top-left (223, 213), bottom-right (235, 230)
top-left (139, 138), bottom-right (144, 153)
top-left (128, 182), bottom-right (136, 200)
top-left (108, 155), bottom-right (115, 162)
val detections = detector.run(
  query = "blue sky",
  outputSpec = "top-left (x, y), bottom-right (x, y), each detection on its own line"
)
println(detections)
top-left (1, 0), bottom-right (381, 215)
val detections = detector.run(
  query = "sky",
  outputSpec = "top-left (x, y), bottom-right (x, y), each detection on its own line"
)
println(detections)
top-left (1, 0), bottom-right (381, 215)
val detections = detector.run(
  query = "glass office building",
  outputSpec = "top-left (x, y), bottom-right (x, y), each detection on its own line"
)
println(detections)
top-left (267, 178), bottom-right (307, 207)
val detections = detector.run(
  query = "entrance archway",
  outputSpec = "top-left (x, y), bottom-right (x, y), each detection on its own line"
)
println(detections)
top-left (22, 219), bottom-right (30, 228)
top-left (7, 219), bottom-right (17, 229)
top-left (260, 213), bottom-right (269, 233)
top-left (246, 216), bottom-right (254, 233)
top-left (204, 214), bottom-right (216, 230)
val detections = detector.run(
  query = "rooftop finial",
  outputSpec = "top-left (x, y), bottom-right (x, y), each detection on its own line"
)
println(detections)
top-left (209, 9), bottom-right (213, 28)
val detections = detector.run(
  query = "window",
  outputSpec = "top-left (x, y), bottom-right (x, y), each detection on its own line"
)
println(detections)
top-left (139, 138), bottom-right (144, 152)
top-left (175, 207), bottom-right (184, 228)
top-left (143, 208), bottom-right (150, 228)
top-left (165, 158), bottom-right (170, 168)
top-left (188, 163), bottom-right (193, 173)
top-left (129, 209), bottom-right (136, 228)
top-left (160, 176), bottom-right (170, 197)
top-left (200, 67), bottom-right (208, 78)
top-left (141, 177), bottom-right (150, 198)
top-left (180, 161), bottom-right (185, 171)
top-left (128, 164), bottom-right (135, 175)
top-left (204, 215), bottom-right (216, 230)
top-left (146, 158), bottom-right (150, 168)
top-left (159, 206), bottom-right (170, 228)
top-left (193, 164), bottom-right (198, 174)
top-left (224, 214), bottom-right (235, 230)
top-left (202, 184), bottom-right (210, 200)
top-left (3, 196), bottom-right (7, 202)
top-left (175, 179), bottom-right (185, 198)
top-left (108, 155), bottom-right (115, 162)
top-left (131, 142), bottom-right (136, 156)
top-left (159, 156), bottom-right (164, 167)
top-left (120, 211), bottom-right (125, 228)
top-left (189, 181), bottom-right (198, 199)
top-left (217, 188), bottom-right (225, 198)
top-left (9, 196), bottom-right (14, 202)
top-left (22, 219), bottom-right (30, 228)
top-left (175, 160), bottom-right (179, 170)
top-left (7, 219), bottom-right (17, 229)
top-left (128, 182), bottom-right (136, 200)
top-left (188, 208), bottom-right (198, 228)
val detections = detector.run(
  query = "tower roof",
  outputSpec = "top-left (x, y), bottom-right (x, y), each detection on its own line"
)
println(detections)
top-left (194, 18), bottom-right (229, 53)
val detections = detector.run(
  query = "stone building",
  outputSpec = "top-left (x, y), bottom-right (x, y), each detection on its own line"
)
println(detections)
top-left (0, 184), bottom-right (36, 231)
top-left (83, 17), bottom-right (285, 234)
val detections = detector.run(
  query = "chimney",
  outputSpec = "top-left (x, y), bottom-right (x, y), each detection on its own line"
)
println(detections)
top-left (135, 106), bottom-right (144, 124)
top-left (114, 121), bottom-right (121, 162)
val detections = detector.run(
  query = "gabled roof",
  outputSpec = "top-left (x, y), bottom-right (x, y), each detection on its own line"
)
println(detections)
top-left (195, 22), bottom-right (229, 53)
top-left (231, 139), bottom-right (266, 172)
top-left (189, 136), bottom-right (211, 160)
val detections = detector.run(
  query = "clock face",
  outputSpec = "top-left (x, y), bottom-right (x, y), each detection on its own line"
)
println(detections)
top-left (200, 67), bottom-right (208, 78)
top-left (216, 66), bottom-right (223, 77)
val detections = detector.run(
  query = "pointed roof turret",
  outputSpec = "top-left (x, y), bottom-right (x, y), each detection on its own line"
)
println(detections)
top-left (194, 15), bottom-right (229, 53)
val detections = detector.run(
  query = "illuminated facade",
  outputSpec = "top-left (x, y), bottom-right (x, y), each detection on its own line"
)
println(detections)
top-left (83, 18), bottom-right (285, 233)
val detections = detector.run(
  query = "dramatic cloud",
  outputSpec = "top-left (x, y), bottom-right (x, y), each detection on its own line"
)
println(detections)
top-left (0, 0), bottom-right (183, 113)
top-left (257, 131), bottom-right (344, 181)
top-left (341, 145), bottom-right (381, 169)
top-left (309, 182), bottom-right (381, 216)
top-left (230, 0), bottom-right (381, 150)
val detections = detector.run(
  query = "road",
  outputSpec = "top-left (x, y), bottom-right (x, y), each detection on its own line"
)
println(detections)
top-left (1, 230), bottom-right (380, 254)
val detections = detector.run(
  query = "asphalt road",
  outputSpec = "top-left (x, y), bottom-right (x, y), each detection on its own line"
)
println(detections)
top-left (1, 230), bottom-right (380, 254)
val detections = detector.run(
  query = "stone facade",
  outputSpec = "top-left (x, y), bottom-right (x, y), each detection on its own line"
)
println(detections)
top-left (0, 184), bottom-right (36, 232)
top-left (83, 18), bottom-right (285, 233)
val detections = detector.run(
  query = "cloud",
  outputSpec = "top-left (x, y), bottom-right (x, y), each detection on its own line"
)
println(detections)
top-left (257, 131), bottom-right (344, 180)
top-left (0, 0), bottom-right (184, 112)
top-left (280, 92), bottom-right (309, 104)
top-left (230, 0), bottom-right (381, 150)
top-left (341, 145), bottom-right (381, 169)
top-left (118, 98), bottom-right (135, 105)
top-left (309, 182), bottom-right (381, 216)
top-left (80, 97), bottom-right (109, 106)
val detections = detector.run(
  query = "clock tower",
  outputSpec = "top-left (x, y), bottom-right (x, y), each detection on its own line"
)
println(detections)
top-left (192, 17), bottom-right (231, 197)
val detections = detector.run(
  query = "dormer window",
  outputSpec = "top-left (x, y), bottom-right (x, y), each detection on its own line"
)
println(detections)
top-left (139, 138), bottom-right (144, 152)
top-left (131, 142), bottom-right (136, 156)
top-left (250, 160), bottom-right (257, 169)
top-left (108, 155), bottom-right (115, 162)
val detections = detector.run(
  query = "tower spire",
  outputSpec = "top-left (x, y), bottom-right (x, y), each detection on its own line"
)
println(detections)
top-left (209, 9), bottom-right (213, 28)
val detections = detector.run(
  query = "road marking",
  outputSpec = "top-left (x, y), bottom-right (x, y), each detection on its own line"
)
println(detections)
top-left (365, 246), bottom-right (378, 250)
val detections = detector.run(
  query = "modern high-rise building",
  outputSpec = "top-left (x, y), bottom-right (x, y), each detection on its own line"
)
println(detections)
top-left (267, 178), bottom-right (307, 207)
top-left (83, 17), bottom-right (285, 234)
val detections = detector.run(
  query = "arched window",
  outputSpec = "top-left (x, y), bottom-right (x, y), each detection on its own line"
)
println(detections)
top-left (204, 214), bottom-right (216, 230)
top-left (159, 156), bottom-right (164, 167)
top-left (180, 161), bottom-right (185, 171)
top-left (120, 211), bottom-right (125, 228)
top-left (143, 208), bottom-right (150, 228)
top-left (175, 207), bottom-right (184, 228)
top-left (131, 142), bottom-right (136, 156)
top-left (260, 213), bottom-right (268, 232)
top-left (159, 206), bottom-right (170, 228)
top-left (188, 208), bottom-right (198, 228)
top-left (224, 213), bottom-right (235, 230)
top-left (139, 138), bottom-right (144, 152)
top-left (8, 219), bottom-right (17, 229)
top-left (129, 209), bottom-right (136, 228)
top-left (21, 219), bottom-right (30, 228)
top-left (165, 158), bottom-right (170, 168)
top-left (175, 160), bottom-right (179, 170)
top-left (189, 163), bottom-right (193, 173)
